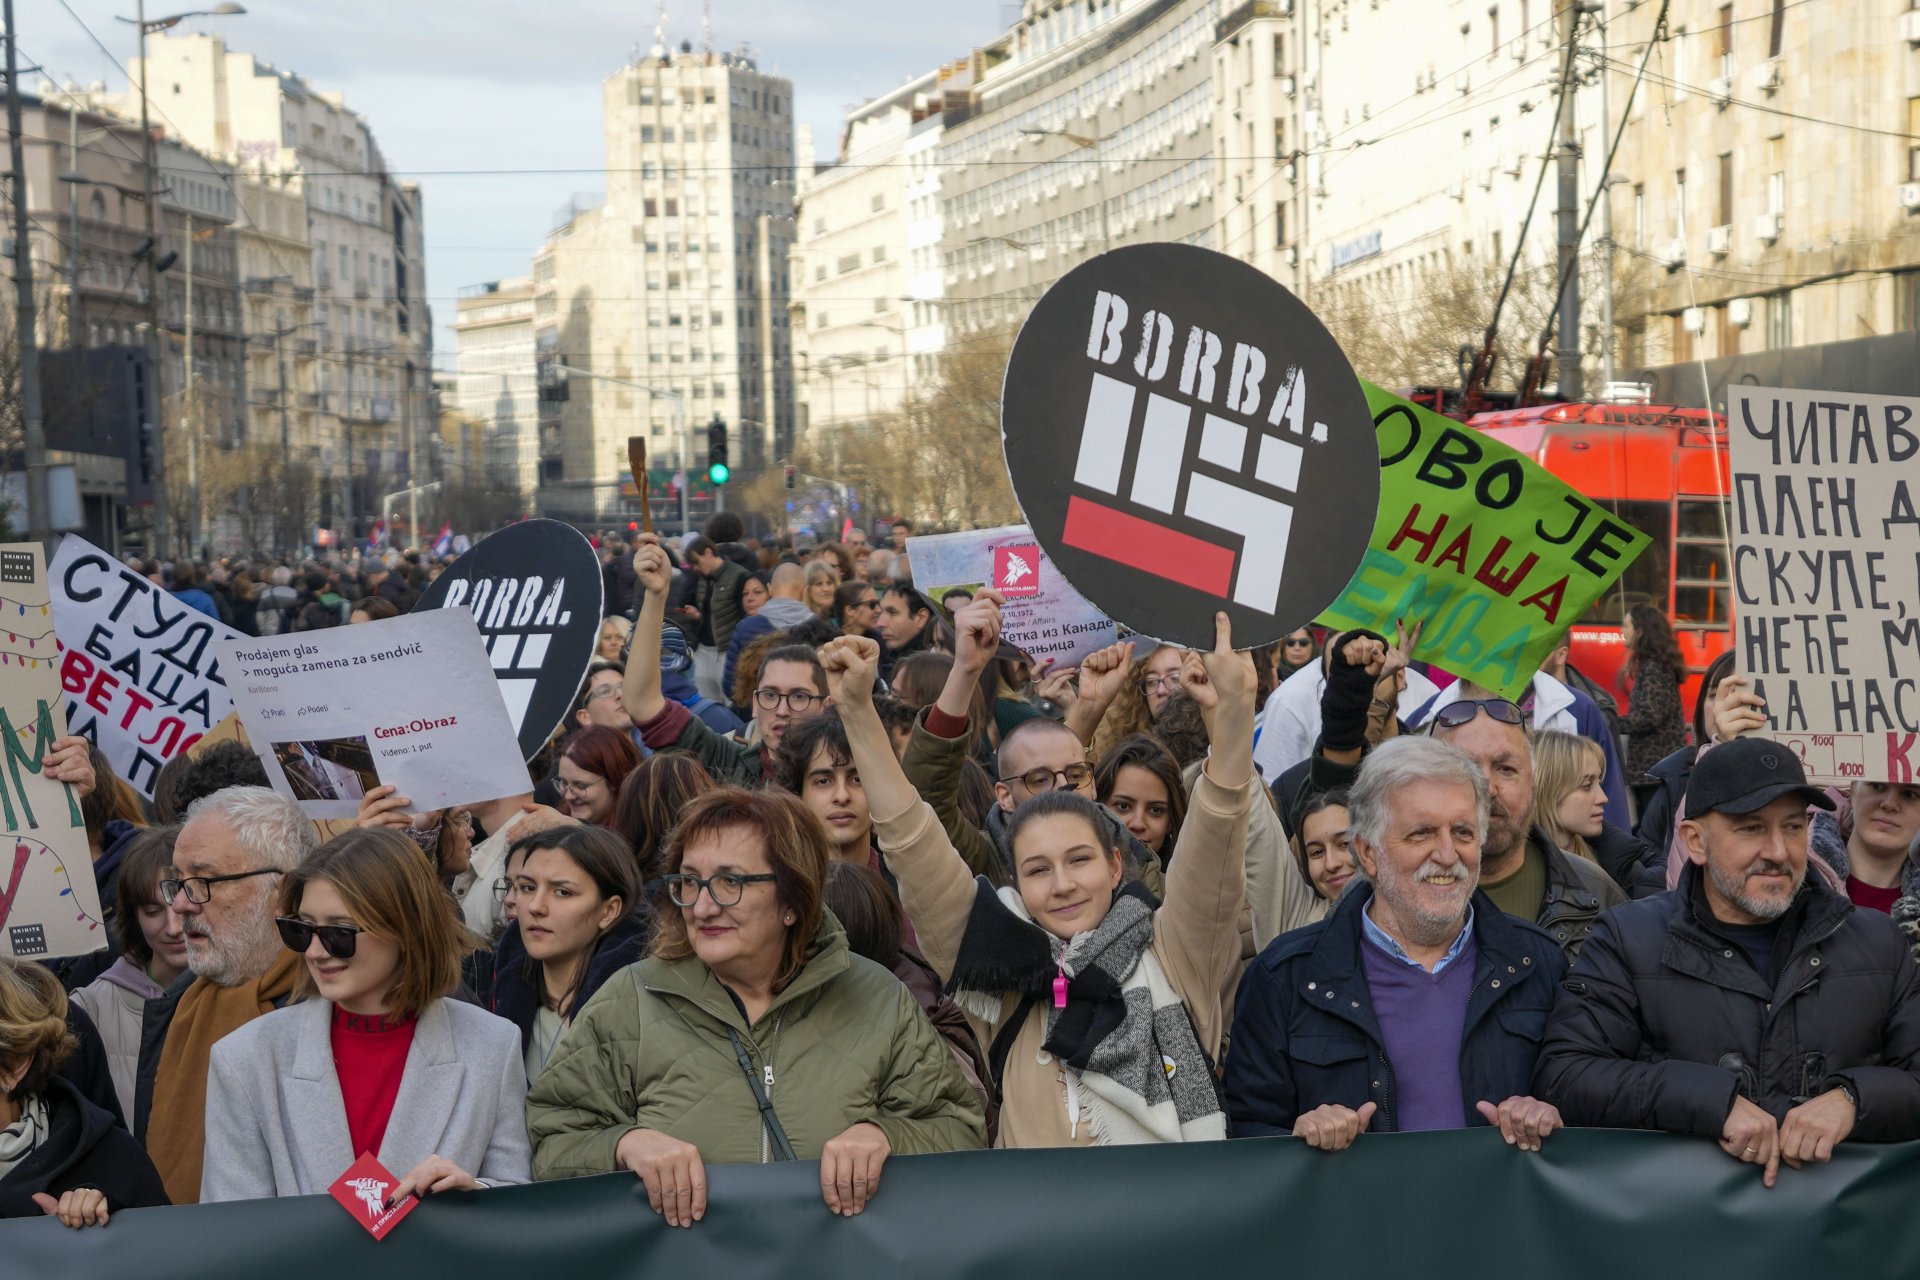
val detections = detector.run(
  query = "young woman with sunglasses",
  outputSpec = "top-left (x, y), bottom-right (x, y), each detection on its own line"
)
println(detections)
top-left (527, 788), bottom-right (985, 1225)
top-left (200, 829), bottom-right (530, 1202)
top-left (490, 826), bottom-right (648, 1083)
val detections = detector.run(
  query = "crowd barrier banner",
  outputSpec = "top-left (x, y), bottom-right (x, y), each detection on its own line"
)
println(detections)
top-left (1317, 385), bottom-right (1652, 699)
top-left (1728, 384), bottom-right (1920, 784)
top-left (6, 1130), bottom-right (1918, 1278)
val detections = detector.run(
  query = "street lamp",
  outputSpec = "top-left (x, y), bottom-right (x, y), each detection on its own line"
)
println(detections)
top-left (1021, 126), bottom-right (1111, 250)
top-left (115, 1), bottom-right (247, 555)
top-left (555, 364), bottom-right (689, 533)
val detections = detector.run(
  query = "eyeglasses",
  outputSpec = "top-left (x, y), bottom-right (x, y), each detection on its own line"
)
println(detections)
top-left (1138, 673), bottom-right (1185, 696)
top-left (848, 597), bottom-right (878, 610)
top-left (275, 917), bottom-right (364, 960)
top-left (663, 872), bottom-right (778, 908)
top-left (1283, 637), bottom-right (1315, 648)
top-left (585, 684), bottom-right (623, 703)
top-left (557, 776), bottom-right (604, 796)
top-left (160, 866), bottom-right (279, 905)
top-left (491, 877), bottom-right (513, 904)
top-left (754, 688), bottom-right (823, 712)
top-left (1430, 698), bottom-right (1527, 731)
top-left (1000, 762), bottom-right (1096, 793)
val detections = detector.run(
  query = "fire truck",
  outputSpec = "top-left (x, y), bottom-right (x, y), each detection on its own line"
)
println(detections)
top-left (1426, 386), bottom-right (1734, 715)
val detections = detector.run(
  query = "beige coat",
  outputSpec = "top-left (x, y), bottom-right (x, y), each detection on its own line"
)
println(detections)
top-left (874, 770), bottom-right (1254, 1148)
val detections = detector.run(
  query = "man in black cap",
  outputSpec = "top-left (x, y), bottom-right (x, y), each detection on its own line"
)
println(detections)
top-left (1535, 737), bottom-right (1920, 1186)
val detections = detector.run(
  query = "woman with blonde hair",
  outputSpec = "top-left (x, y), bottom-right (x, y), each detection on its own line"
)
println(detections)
top-left (201, 828), bottom-right (529, 1203)
top-left (0, 957), bottom-right (167, 1226)
top-left (1534, 730), bottom-right (1609, 864)
top-left (597, 615), bottom-right (633, 663)
top-left (805, 560), bottom-right (840, 619)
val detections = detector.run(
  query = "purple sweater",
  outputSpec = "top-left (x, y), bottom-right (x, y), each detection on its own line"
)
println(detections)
top-left (1361, 932), bottom-right (1477, 1131)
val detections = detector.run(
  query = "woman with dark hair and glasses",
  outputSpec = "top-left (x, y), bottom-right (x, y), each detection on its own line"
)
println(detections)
top-left (491, 826), bottom-right (647, 1083)
top-left (201, 829), bottom-right (529, 1202)
top-left (831, 581), bottom-right (880, 637)
top-left (528, 787), bottom-right (984, 1225)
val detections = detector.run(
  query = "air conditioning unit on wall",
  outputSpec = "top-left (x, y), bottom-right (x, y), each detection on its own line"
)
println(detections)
top-left (1728, 298), bottom-right (1753, 328)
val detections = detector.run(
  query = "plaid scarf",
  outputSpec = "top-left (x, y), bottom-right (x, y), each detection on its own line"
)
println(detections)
top-left (948, 878), bottom-right (1225, 1144)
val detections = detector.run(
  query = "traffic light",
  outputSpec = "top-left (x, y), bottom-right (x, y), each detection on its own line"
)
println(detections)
top-left (784, 465), bottom-right (795, 490)
top-left (705, 416), bottom-right (730, 485)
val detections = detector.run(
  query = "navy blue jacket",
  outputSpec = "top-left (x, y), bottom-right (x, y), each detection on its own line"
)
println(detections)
top-left (1224, 884), bottom-right (1568, 1137)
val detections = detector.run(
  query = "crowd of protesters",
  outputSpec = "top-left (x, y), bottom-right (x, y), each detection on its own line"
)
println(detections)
top-left (5, 506), bottom-right (1920, 1236)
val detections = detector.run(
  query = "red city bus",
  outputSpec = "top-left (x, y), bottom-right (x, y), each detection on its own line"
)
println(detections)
top-left (1463, 398), bottom-right (1733, 716)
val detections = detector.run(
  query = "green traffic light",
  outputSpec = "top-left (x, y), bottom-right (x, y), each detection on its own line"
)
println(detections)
top-left (707, 463), bottom-right (731, 485)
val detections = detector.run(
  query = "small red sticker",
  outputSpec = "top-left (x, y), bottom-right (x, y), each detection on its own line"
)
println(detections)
top-left (993, 545), bottom-right (1043, 599)
top-left (328, 1152), bottom-right (417, 1240)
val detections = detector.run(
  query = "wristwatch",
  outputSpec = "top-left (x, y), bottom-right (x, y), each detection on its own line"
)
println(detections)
top-left (1826, 1077), bottom-right (1861, 1111)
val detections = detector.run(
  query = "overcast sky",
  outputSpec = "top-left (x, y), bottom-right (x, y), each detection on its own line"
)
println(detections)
top-left (17, 0), bottom-right (1006, 365)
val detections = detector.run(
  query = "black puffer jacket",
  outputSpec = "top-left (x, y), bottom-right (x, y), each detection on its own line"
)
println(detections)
top-left (1531, 828), bottom-right (1626, 962)
top-left (1536, 864), bottom-right (1920, 1139)
top-left (0, 1076), bottom-right (168, 1218)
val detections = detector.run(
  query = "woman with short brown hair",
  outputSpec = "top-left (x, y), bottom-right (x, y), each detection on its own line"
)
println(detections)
top-left (201, 829), bottom-right (529, 1203)
top-left (528, 787), bottom-right (984, 1224)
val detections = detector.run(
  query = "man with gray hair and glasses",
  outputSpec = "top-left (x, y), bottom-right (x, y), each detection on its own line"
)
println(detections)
top-left (136, 787), bottom-right (318, 1203)
top-left (1224, 736), bottom-right (1568, 1152)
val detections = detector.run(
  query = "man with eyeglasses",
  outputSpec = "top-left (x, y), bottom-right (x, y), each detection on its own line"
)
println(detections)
top-left (138, 787), bottom-right (318, 1204)
top-left (899, 590), bottom-right (1162, 891)
top-left (626, 533), bottom-right (830, 787)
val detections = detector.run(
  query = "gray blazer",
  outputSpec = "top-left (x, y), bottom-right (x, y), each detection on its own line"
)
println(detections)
top-left (200, 996), bottom-right (531, 1202)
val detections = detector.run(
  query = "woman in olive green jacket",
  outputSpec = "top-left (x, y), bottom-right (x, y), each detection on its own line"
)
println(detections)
top-left (525, 788), bottom-right (985, 1226)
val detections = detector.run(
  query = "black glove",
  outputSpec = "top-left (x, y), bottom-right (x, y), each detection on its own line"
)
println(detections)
top-left (1320, 629), bottom-right (1386, 753)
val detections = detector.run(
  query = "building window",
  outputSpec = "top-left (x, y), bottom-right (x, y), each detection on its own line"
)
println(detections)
top-left (1767, 293), bottom-right (1791, 349)
top-left (1717, 153), bottom-right (1733, 227)
top-left (1272, 34), bottom-right (1286, 76)
top-left (871, 192), bottom-right (886, 213)
top-left (1274, 201), bottom-right (1287, 248)
top-left (1673, 170), bottom-right (1687, 236)
top-left (1633, 185), bottom-right (1645, 246)
top-left (1768, 0), bottom-right (1786, 58)
top-left (1767, 171), bottom-right (1784, 215)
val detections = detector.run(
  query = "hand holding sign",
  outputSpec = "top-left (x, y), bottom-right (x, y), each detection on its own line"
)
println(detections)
top-left (949, 591), bottom-right (1005, 677)
top-left (634, 534), bottom-right (673, 598)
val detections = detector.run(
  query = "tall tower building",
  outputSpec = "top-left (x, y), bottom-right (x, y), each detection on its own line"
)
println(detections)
top-left (534, 40), bottom-right (797, 527)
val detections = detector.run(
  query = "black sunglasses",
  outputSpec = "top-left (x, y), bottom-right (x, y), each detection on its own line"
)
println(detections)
top-left (276, 917), bottom-right (365, 959)
top-left (1430, 698), bottom-right (1526, 731)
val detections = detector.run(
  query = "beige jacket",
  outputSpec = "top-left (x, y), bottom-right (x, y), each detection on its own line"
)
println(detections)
top-left (874, 769), bottom-right (1254, 1149)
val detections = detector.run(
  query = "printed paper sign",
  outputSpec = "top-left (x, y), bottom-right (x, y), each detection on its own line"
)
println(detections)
top-left (49, 535), bottom-right (242, 797)
top-left (908, 526), bottom-right (1117, 666)
top-left (1000, 243), bottom-right (1379, 649)
top-left (328, 1152), bottom-right (417, 1241)
top-left (218, 610), bottom-right (532, 819)
top-left (992, 545), bottom-right (1042, 599)
top-left (412, 520), bottom-right (603, 760)
top-left (0, 542), bottom-right (106, 960)
top-left (1729, 385), bottom-right (1920, 784)
top-left (1316, 384), bottom-right (1653, 700)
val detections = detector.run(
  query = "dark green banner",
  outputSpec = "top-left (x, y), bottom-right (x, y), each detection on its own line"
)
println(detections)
top-left (7, 1131), bottom-right (1920, 1277)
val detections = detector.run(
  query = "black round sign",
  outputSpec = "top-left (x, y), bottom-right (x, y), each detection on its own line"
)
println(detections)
top-left (1000, 243), bottom-right (1378, 650)
top-left (413, 519), bottom-right (604, 760)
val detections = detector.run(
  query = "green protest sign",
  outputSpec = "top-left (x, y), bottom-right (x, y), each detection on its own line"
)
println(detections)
top-left (1316, 385), bottom-right (1651, 699)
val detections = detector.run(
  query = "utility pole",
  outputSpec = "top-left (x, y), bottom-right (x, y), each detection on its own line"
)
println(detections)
top-left (135, 0), bottom-right (167, 555)
top-left (1554, 0), bottom-right (1584, 400)
top-left (184, 210), bottom-right (198, 554)
top-left (1595, 0), bottom-right (1617, 389)
top-left (275, 324), bottom-right (290, 553)
top-left (3, 0), bottom-right (50, 544)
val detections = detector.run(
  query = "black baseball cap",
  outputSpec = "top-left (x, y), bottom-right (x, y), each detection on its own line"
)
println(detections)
top-left (1685, 737), bottom-right (1836, 817)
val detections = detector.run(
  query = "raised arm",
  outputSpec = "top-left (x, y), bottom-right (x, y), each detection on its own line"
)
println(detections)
top-left (621, 535), bottom-right (672, 725)
top-left (899, 591), bottom-right (1009, 882)
top-left (1151, 614), bottom-right (1257, 1050)
top-left (822, 633), bottom-right (983, 982)
top-left (1064, 639), bottom-right (1136, 746)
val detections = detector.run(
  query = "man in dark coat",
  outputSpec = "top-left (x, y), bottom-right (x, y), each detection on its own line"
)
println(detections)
top-left (1536, 738), bottom-right (1920, 1187)
top-left (1225, 736), bottom-right (1568, 1151)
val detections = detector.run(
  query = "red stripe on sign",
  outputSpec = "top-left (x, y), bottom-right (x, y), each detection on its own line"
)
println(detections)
top-left (1061, 495), bottom-right (1235, 597)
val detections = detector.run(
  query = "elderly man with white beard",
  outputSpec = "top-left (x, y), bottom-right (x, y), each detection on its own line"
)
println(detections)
top-left (134, 787), bottom-right (319, 1204)
top-left (1224, 736), bottom-right (1569, 1151)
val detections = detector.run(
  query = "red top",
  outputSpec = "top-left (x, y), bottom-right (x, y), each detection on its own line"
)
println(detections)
top-left (330, 1006), bottom-right (417, 1159)
top-left (1846, 875), bottom-right (1902, 915)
